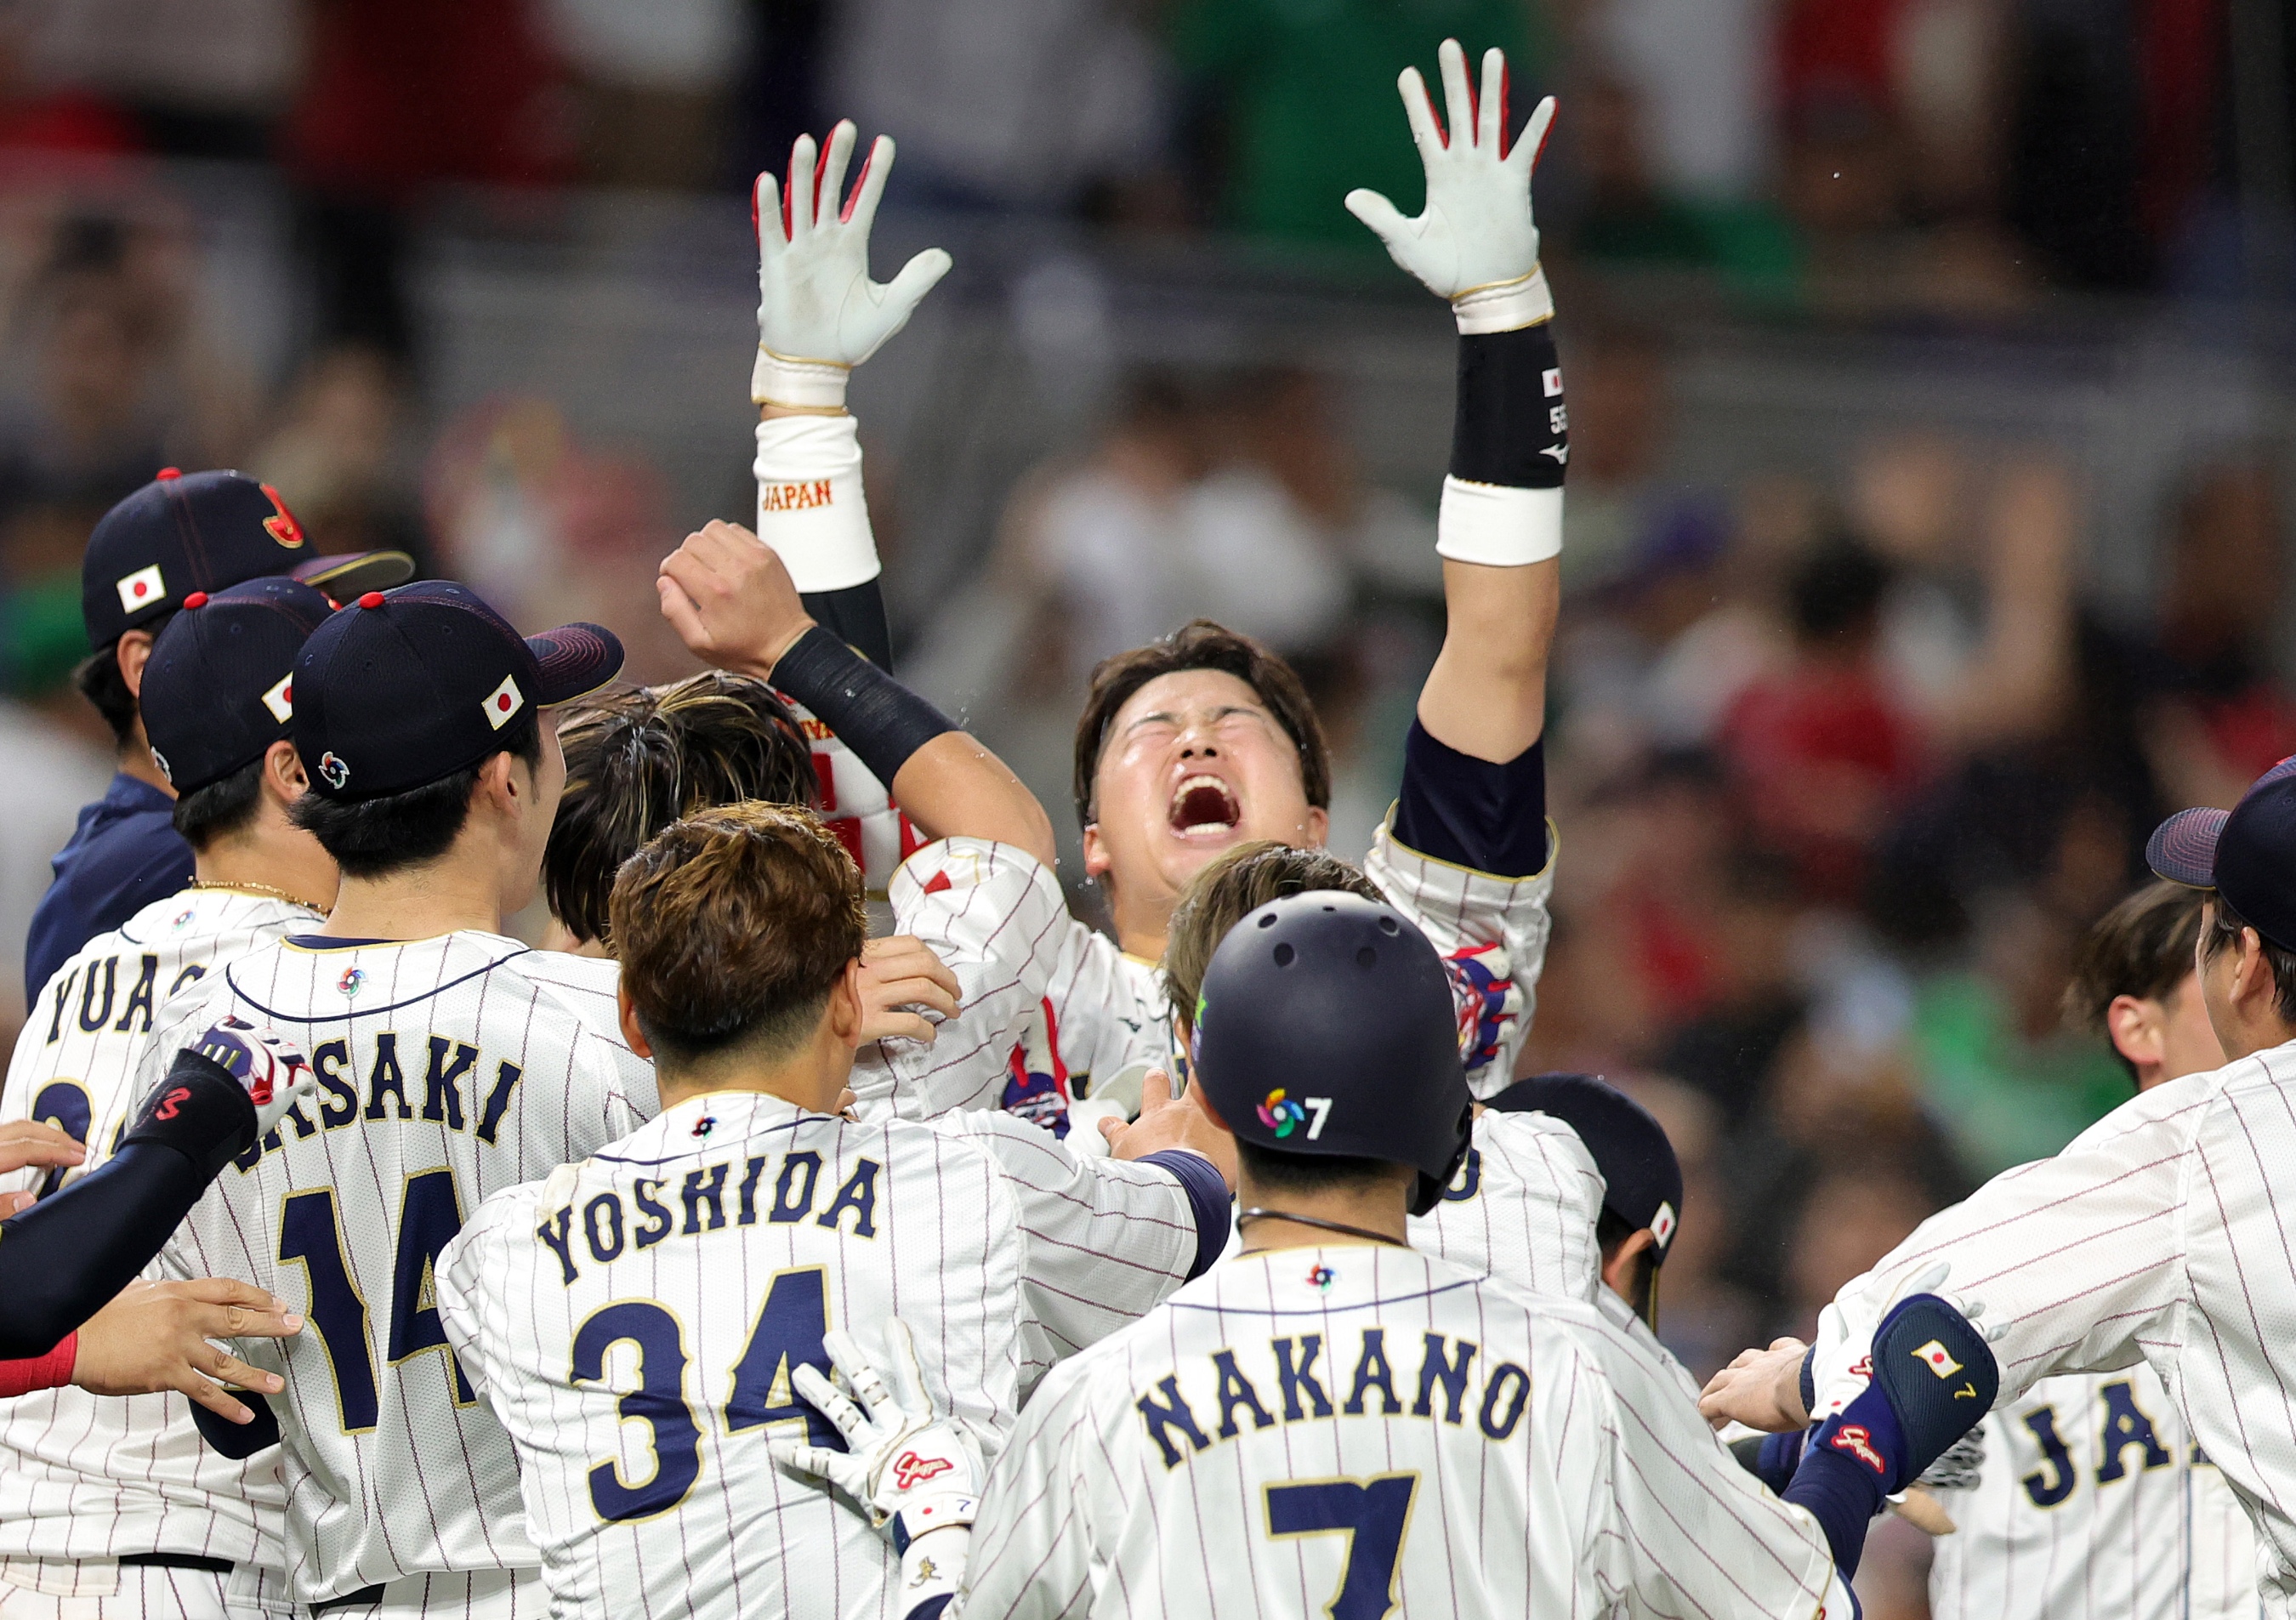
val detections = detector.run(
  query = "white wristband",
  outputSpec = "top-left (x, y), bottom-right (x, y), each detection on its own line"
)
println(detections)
top-left (895, 1521), bottom-right (972, 1617)
top-left (755, 414), bottom-right (879, 593)
top-left (1450, 264), bottom-right (1554, 335)
top-left (1436, 478), bottom-right (1563, 566)
top-left (753, 346), bottom-right (852, 409)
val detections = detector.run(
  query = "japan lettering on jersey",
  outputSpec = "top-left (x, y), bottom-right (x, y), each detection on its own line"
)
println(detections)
top-left (147, 932), bottom-right (656, 1605)
top-left (957, 1248), bottom-right (1847, 1620)
top-left (0, 887), bottom-right (316, 1569)
top-left (787, 702), bottom-right (923, 892)
top-left (1023, 816), bottom-right (1559, 1137)
top-left (1411, 1108), bottom-right (1606, 1304)
top-left (1931, 1365), bottom-right (2261, 1620)
top-left (1804, 1050), bottom-right (2296, 1620)
top-left (436, 1085), bottom-right (1199, 1620)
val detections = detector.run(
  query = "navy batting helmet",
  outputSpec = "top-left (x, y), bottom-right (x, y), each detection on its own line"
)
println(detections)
top-left (1191, 890), bottom-right (1473, 1217)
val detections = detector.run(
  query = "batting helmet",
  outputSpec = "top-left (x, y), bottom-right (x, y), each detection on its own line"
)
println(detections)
top-left (1191, 891), bottom-right (1473, 1216)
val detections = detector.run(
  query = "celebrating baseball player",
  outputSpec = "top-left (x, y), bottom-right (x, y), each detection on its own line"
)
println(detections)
top-left (698, 43), bottom-right (1565, 1138)
top-left (1702, 762), bottom-right (2296, 1618)
top-left (434, 801), bottom-right (1230, 1619)
top-left (779, 890), bottom-right (1999, 1617)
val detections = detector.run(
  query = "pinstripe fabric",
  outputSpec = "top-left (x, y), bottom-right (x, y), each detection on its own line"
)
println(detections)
top-left (1930, 1366), bottom-right (2263, 1620)
top-left (0, 1558), bottom-right (262, 1617)
top-left (145, 933), bottom-right (657, 1606)
top-left (1810, 1047), bottom-right (2296, 1619)
top-left (958, 1248), bottom-right (1847, 1619)
top-left (436, 1091), bottom-right (1196, 1619)
top-left (0, 888), bottom-right (314, 1571)
top-left (1414, 1109), bottom-right (1607, 1304)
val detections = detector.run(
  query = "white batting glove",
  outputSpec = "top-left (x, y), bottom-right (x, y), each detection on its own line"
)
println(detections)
top-left (769, 1319), bottom-right (981, 1547)
top-left (752, 122), bottom-right (954, 410)
top-left (1810, 1259), bottom-right (2009, 1420)
top-left (189, 1017), bottom-right (318, 1137)
top-left (1344, 39), bottom-right (1557, 334)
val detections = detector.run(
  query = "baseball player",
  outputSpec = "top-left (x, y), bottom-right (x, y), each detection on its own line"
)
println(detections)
top-left (1700, 760), bottom-right (2296, 1620)
top-left (434, 802), bottom-right (1230, 1619)
top-left (697, 54), bottom-right (1565, 1132)
top-left (778, 892), bottom-right (1999, 1617)
top-left (0, 576), bottom-right (350, 1617)
top-left (34, 469), bottom-right (406, 1000)
top-left (141, 581), bottom-right (637, 1617)
top-left (1926, 880), bottom-right (2258, 1620)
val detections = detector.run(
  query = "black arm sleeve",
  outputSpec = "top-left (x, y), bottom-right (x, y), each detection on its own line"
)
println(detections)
top-left (770, 624), bottom-right (957, 789)
top-left (798, 577), bottom-right (895, 672)
top-left (1452, 324), bottom-right (1566, 490)
top-left (0, 1141), bottom-right (207, 1357)
top-left (190, 1389), bottom-right (280, 1458)
top-left (1390, 719), bottom-right (1549, 878)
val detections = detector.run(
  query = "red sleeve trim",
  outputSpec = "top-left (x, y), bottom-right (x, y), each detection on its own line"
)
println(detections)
top-left (0, 1333), bottom-right (76, 1397)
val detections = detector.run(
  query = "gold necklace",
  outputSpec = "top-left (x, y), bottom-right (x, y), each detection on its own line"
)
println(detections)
top-left (188, 878), bottom-right (328, 914)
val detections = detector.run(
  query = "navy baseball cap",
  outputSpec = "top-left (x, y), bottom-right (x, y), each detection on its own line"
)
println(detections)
top-left (82, 469), bottom-right (412, 649)
top-left (140, 577), bottom-right (335, 795)
top-left (2147, 757), bottom-right (2296, 949)
top-left (293, 581), bottom-right (623, 800)
top-left (1490, 1071), bottom-right (1684, 1263)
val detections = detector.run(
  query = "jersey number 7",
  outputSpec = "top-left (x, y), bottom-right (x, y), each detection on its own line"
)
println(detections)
top-left (1265, 1472), bottom-right (1419, 1620)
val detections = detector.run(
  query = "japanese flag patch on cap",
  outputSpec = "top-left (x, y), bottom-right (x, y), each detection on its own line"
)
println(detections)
top-left (116, 564), bottom-right (166, 614)
top-left (483, 673), bottom-right (526, 730)
top-left (261, 674), bottom-right (293, 724)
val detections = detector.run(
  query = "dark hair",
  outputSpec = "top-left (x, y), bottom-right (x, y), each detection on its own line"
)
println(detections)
top-left (2200, 894), bottom-right (2296, 1025)
top-left (1236, 1138), bottom-right (1403, 1199)
top-left (1164, 841), bottom-right (1383, 1035)
top-left (290, 719), bottom-right (541, 879)
top-left (611, 802), bottom-right (867, 1068)
top-left (2064, 881), bottom-right (2210, 1078)
top-left (1071, 619), bottom-right (1330, 830)
top-left (545, 673), bottom-right (818, 946)
top-left (72, 611), bottom-right (177, 748)
top-left (1595, 1207), bottom-right (1657, 1321)
top-left (1787, 539), bottom-right (1890, 645)
top-left (171, 754), bottom-right (267, 850)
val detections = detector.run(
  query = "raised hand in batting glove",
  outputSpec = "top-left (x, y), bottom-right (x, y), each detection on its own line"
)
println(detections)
top-left (753, 122), bottom-right (953, 411)
top-left (125, 1026), bottom-right (317, 1179)
top-left (770, 1318), bottom-right (981, 1550)
top-left (1344, 39), bottom-right (1558, 334)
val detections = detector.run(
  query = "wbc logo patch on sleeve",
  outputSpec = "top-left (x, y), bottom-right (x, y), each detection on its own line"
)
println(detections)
top-left (261, 674), bottom-right (293, 723)
top-left (482, 674), bottom-right (525, 730)
top-left (116, 564), bottom-right (166, 613)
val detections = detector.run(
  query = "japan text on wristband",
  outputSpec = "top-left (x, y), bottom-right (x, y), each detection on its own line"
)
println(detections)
top-left (756, 414), bottom-right (880, 593)
top-left (1450, 264), bottom-right (1555, 335)
top-left (753, 346), bottom-right (852, 410)
top-left (1436, 479), bottom-right (1562, 566)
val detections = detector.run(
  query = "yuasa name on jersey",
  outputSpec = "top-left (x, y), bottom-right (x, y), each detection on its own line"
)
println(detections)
top-left (40, 951), bottom-right (196, 1043)
top-left (230, 1031), bottom-right (528, 1169)
top-left (1132, 1323), bottom-right (1530, 1468)
top-left (534, 1144), bottom-right (884, 1286)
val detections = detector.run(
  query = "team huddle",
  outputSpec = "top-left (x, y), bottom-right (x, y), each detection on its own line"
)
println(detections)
top-left (0, 36), bottom-right (2291, 1620)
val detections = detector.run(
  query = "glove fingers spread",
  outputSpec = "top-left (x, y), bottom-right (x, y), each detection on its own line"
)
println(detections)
top-left (754, 171), bottom-right (783, 258)
top-left (1344, 188), bottom-right (1411, 249)
top-left (817, 121), bottom-right (858, 228)
top-left (1435, 37), bottom-right (1476, 153)
top-left (880, 250), bottom-right (952, 321)
top-left (1477, 48), bottom-right (1507, 153)
top-left (1395, 66), bottom-right (1445, 162)
top-left (845, 135), bottom-right (895, 230)
top-left (1515, 94), bottom-right (1558, 175)
top-left (770, 1439), bottom-right (854, 1486)
top-left (791, 1363), bottom-right (871, 1444)
top-left (785, 134), bottom-right (819, 244)
top-left (883, 1317), bottom-right (935, 1418)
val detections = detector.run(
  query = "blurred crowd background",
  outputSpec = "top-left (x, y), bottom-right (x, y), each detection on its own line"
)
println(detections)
top-left (0, 9), bottom-right (2286, 1600)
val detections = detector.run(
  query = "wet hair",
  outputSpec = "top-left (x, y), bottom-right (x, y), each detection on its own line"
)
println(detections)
top-left (289, 720), bottom-right (540, 879)
top-left (1163, 841), bottom-right (1382, 1035)
top-left (545, 673), bottom-right (817, 946)
top-left (1071, 619), bottom-right (1330, 831)
top-left (611, 802), bottom-right (867, 1069)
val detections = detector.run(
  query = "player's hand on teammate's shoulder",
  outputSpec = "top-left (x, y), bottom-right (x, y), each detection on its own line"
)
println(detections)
top-left (0, 1118), bottom-right (85, 1185)
top-left (1100, 1067), bottom-right (1239, 1190)
top-left (856, 935), bottom-right (960, 1045)
top-left (1698, 1337), bottom-right (1812, 1433)
top-left (73, 1277), bottom-right (301, 1424)
top-left (658, 519), bottom-right (816, 678)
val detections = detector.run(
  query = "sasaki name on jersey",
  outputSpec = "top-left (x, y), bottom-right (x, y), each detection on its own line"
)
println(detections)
top-left (1133, 1327), bottom-right (1531, 1469)
top-left (234, 1032), bottom-right (529, 1169)
top-left (534, 1145), bottom-right (885, 1287)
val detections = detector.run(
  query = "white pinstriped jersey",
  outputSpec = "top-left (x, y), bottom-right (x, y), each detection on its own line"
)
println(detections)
top-left (954, 1245), bottom-right (1850, 1620)
top-left (0, 886), bottom-right (315, 1568)
top-left (1412, 1107), bottom-right (1607, 1305)
top-left (1806, 1044), bottom-right (2296, 1620)
top-left (1019, 817), bottom-right (1561, 1134)
top-left (1930, 1365), bottom-right (2262, 1620)
top-left (435, 1087), bottom-right (1202, 1620)
top-left (147, 931), bottom-right (658, 1605)
top-left (848, 840), bottom-right (1077, 1123)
